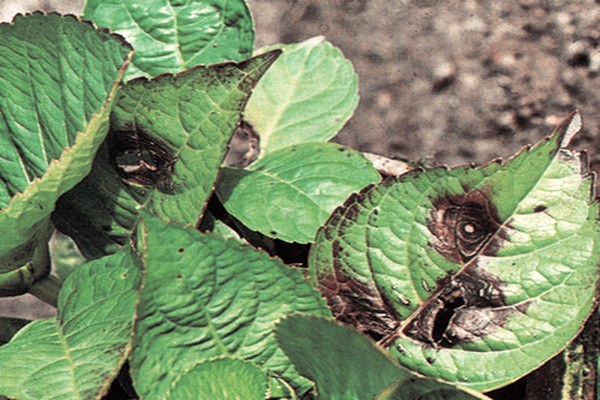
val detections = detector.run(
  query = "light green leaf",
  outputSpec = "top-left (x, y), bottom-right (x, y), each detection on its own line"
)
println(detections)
top-left (276, 315), bottom-right (488, 400)
top-left (0, 13), bottom-right (132, 295)
top-left (217, 142), bottom-right (381, 243)
top-left (245, 37), bottom-right (359, 156)
top-left (130, 213), bottom-right (330, 399)
top-left (310, 112), bottom-right (599, 391)
top-left (169, 358), bottom-right (267, 400)
top-left (0, 248), bottom-right (141, 400)
top-left (50, 231), bottom-right (86, 280)
top-left (53, 51), bottom-right (280, 259)
top-left (83, 0), bottom-right (255, 80)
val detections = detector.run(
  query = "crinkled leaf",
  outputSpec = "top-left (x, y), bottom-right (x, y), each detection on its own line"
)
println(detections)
top-left (130, 213), bottom-right (330, 399)
top-left (169, 358), bottom-right (267, 400)
top-left (276, 315), bottom-right (488, 400)
top-left (311, 112), bottom-right (600, 391)
top-left (245, 37), bottom-right (359, 156)
top-left (83, 0), bottom-right (254, 80)
top-left (0, 248), bottom-right (141, 400)
top-left (0, 13), bottom-right (131, 294)
top-left (53, 51), bottom-right (280, 259)
top-left (217, 142), bottom-right (381, 243)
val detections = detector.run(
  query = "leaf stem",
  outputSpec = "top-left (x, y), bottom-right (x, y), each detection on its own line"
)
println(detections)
top-left (29, 275), bottom-right (62, 308)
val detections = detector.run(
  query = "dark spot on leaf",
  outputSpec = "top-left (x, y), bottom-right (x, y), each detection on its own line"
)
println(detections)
top-left (108, 128), bottom-right (177, 194)
top-left (403, 265), bottom-right (526, 348)
top-left (534, 204), bottom-right (547, 213)
top-left (178, 248), bottom-right (185, 253)
top-left (320, 240), bottom-right (401, 340)
top-left (270, 230), bottom-right (277, 236)
top-left (426, 357), bottom-right (436, 364)
top-left (427, 189), bottom-right (506, 263)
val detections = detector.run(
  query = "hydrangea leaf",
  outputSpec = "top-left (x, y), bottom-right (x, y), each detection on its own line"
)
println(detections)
top-left (83, 0), bottom-right (255, 81)
top-left (244, 37), bottom-right (359, 156)
top-left (217, 142), bottom-right (381, 243)
top-left (0, 248), bottom-right (141, 400)
top-left (130, 213), bottom-right (330, 399)
top-left (53, 51), bottom-right (280, 259)
top-left (276, 315), bottom-right (489, 400)
top-left (169, 358), bottom-right (267, 400)
top-left (0, 13), bottom-right (132, 295)
top-left (310, 112), bottom-right (599, 391)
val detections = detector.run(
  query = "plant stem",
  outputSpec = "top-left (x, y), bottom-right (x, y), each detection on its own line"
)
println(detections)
top-left (29, 274), bottom-right (62, 308)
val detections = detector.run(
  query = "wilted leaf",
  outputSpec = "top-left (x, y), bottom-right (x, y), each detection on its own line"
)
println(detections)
top-left (310, 112), bottom-right (599, 391)
top-left (0, 248), bottom-right (141, 400)
top-left (83, 0), bottom-right (255, 80)
top-left (0, 13), bottom-right (131, 295)
top-left (217, 143), bottom-right (381, 243)
top-left (130, 213), bottom-right (330, 399)
top-left (245, 37), bottom-right (359, 156)
top-left (53, 51), bottom-right (280, 259)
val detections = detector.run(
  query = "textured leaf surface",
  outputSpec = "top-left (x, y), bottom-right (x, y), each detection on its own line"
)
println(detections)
top-left (53, 51), bottom-right (280, 259)
top-left (0, 249), bottom-right (141, 400)
top-left (130, 213), bottom-right (330, 399)
top-left (217, 143), bottom-right (381, 243)
top-left (83, 0), bottom-right (254, 80)
top-left (310, 112), bottom-right (599, 390)
top-left (276, 315), bottom-right (488, 400)
top-left (245, 37), bottom-right (359, 155)
top-left (0, 13), bottom-right (131, 292)
top-left (50, 231), bottom-right (86, 280)
top-left (169, 358), bottom-right (267, 400)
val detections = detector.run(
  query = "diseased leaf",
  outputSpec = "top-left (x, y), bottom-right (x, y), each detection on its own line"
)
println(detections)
top-left (130, 213), bottom-right (330, 399)
top-left (217, 142), bottom-right (381, 243)
top-left (0, 13), bottom-right (132, 295)
top-left (53, 51), bottom-right (280, 259)
top-left (83, 0), bottom-right (255, 80)
top-left (0, 248), bottom-right (141, 400)
top-left (276, 315), bottom-right (488, 400)
top-left (169, 358), bottom-right (267, 400)
top-left (310, 112), bottom-right (600, 391)
top-left (245, 37), bottom-right (359, 156)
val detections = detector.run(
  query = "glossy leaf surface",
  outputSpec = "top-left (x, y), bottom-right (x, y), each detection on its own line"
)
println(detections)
top-left (0, 13), bottom-right (131, 294)
top-left (245, 37), bottom-right (359, 156)
top-left (130, 213), bottom-right (330, 399)
top-left (53, 51), bottom-right (279, 259)
top-left (83, 0), bottom-right (255, 80)
top-left (311, 112), bottom-right (599, 390)
top-left (0, 249), bottom-right (140, 400)
top-left (217, 143), bottom-right (381, 243)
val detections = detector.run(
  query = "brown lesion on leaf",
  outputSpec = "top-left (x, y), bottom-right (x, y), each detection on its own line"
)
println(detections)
top-left (317, 239), bottom-right (401, 341)
top-left (400, 188), bottom-right (521, 348)
top-left (402, 265), bottom-right (526, 347)
top-left (107, 127), bottom-right (178, 194)
top-left (427, 189), bottom-right (505, 263)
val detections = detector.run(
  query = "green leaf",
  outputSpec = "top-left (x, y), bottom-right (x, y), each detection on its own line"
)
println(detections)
top-left (310, 112), bottom-right (600, 391)
top-left (0, 13), bottom-right (132, 295)
top-left (276, 315), bottom-right (488, 400)
top-left (130, 213), bottom-right (331, 399)
top-left (50, 231), bottom-right (86, 280)
top-left (0, 248), bottom-right (141, 400)
top-left (217, 142), bottom-right (381, 243)
top-left (169, 358), bottom-right (267, 400)
top-left (83, 0), bottom-right (255, 81)
top-left (245, 37), bottom-right (359, 156)
top-left (53, 51), bottom-right (280, 259)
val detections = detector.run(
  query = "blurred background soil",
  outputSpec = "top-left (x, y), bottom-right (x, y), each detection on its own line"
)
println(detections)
top-left (0, 1), bottom-right (599, 318)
